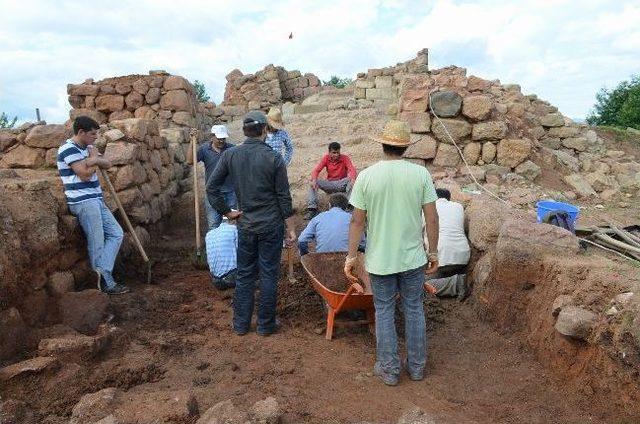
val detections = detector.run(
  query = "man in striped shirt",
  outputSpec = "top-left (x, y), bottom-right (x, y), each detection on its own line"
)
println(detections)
top-left (57, 116), bottom-right (130, 295)
top-left (205, 215), bottom-right (238, 291)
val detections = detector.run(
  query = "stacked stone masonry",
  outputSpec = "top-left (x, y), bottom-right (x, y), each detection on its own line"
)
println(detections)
top-left (220, 64), bottom-right (321, 120)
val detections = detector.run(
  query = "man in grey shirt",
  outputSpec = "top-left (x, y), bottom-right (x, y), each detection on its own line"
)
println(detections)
top-left (207, 110), bottom-right (296, 336)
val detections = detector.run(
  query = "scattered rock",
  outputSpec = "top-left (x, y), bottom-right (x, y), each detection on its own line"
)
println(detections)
top-left (397, 406), bottom-right (437, 424)
top-left (0, 357), bottom-right (59, 382)
top-left (554, 306), bottom-right (597, 340)
top-left (70, 388), bottom-right (123, 424)
top-left (514, 160), bottom-right (541, 181)
top-left (551, 295), bottom-right (573, 317)
top-left (196, 400), bottom-right (248, 424)
top-left (58, 289), bottom-right (110, 334)
top-left (251, 397), bottom-right (281, 424)
top-left (563, 174), bottom-right (596, 198)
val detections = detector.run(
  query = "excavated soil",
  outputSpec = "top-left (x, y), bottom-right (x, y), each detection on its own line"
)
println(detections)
top-left (3, 220), bottom-right (639, 424)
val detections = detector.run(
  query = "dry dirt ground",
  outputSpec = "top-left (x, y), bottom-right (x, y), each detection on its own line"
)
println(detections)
top-left (4, 221), bottom-right (638, 423)
top-left (3, 109), bottom-right (640, 423)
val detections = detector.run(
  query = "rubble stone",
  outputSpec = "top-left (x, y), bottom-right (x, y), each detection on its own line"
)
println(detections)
top-left (25, 124), bottom-right (71, 149)
top-left (430, 91), bottom-right (462, 117)
top-left (472, 121), bottom-right (508, 141)
top-left (496, 138), bottom-right (532, 168)
top-left (555, 306), bottom-right (597, 340)
top-left (431, 118), bottom-right (471, 143)
top-left (462, 95), bottom-right (493, 120)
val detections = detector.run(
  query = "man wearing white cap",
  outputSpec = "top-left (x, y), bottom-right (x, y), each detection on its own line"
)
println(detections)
top-left (188, 124), bottom-right (237, 229)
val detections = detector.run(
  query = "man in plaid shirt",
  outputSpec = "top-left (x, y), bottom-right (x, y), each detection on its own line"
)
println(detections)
top-left (205, 215), bottom-right (238, 290)
top-left (265, 108), bottom-right (294, 166)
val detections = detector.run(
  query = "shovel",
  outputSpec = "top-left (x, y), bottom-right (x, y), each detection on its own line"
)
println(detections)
top-left (99, 168), bottom-right (152, 284)
top-left (190, 130), bottom-right (208, 270)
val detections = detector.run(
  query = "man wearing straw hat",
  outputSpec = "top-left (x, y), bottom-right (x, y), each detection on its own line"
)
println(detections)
top-left (265, 107), bottom-right (294, 166)
top-left (344, 120), bottom-right (439, 386)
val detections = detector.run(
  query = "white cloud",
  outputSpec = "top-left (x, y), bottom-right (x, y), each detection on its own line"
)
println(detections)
top-left (0, 0), bottom-right (638, 123)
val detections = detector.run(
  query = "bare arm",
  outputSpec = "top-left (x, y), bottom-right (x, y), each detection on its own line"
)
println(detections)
top-left (344, 207), bottom-right (367, 284)
top-left (70, 153), bottom-right (111, 182)
top-left (422, 201), bottom-right (439, 273)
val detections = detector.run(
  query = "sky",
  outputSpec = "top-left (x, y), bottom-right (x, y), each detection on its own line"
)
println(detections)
top-left (0, 0), bottom-right (638, 123)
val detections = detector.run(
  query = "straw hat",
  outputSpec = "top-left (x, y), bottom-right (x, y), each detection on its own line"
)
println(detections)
top-left (371, 120), bottom-right (415, 146)
top-left (266, 107), bottom-right (285, 130)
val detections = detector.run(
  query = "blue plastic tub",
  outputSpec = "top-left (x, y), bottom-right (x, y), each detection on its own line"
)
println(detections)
top-left (536, 200), bottom-right (580, 224)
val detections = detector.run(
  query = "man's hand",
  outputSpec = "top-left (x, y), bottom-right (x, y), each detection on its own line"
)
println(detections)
top-left (426, 258), bottom-right (439, 274)
top-left (284, 227), bottom-right (296, 247)
top-left (87, 145), bottom-right (99, 158)
top-left (225, 210), bottom-right (242, 220)
top-left (344, 255), bottom-right (359, 283)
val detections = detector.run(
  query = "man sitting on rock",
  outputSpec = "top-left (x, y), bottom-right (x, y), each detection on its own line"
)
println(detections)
top-left (57, 116), bottom-right (130, 295)
top-left (205, 214), bottom-right (238, 291)
top-left (426, 188), bottom-right (470, 300)
top-left (298, 193), bottom-right (359, 255)
top-left (187, 124), bottom-right (236, 230)
top-left (306, 141), bottom-right (357, 220)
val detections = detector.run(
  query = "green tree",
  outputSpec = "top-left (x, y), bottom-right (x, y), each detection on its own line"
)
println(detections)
top-left (0, 112), bottom-right (17, 129)
top-left (587, 75), bottom-right (640, 130)
top-left (193, 80), bottom-right (210, 102)
top-left (323, 75), bottom-right (353, 89)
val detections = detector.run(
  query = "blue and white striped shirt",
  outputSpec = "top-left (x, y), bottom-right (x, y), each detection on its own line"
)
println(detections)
top-left (265, 129), bottom-right (294, 166)
top-left (205, 222), bottom-right (238, 278)
top-left (56, 139), bottom-right (103, 205)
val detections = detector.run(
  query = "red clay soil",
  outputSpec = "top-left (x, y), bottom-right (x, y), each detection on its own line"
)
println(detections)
top-left (2, 225), bottom-right (639, 424)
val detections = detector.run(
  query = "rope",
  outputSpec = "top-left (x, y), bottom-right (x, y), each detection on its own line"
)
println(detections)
top-left (427, 88), bottom-right (640, 266)
top-left (428, 88), bottom-right (510, 206)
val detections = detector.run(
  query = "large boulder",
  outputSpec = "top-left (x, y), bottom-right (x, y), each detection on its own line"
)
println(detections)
top-left (398, 75), bottom-right (431, 112)
top-left (563, 174), bottom-right (596, 197)
top-left (430, 91), bottom-right (462, 117)
top-left (496, 138), bottom-right (532, 168)
top-left (433, 143), bottom-right (460, 167)
top-left (555, 306), bottom-right (597, 340)
top-left (58, 289), bottom-right (110, 334)
top-left (472, 121), bottom-right (507, 141)
top-left (25, 124), bottom-right (71, 149)
top-left (70, 388), bottom-right (124, 424)
top-left (431, 119), bottom-right (471, 144)
top-left (462, 95), bottom-right (493, 120)
top-left (399, 112), bottom-right (430, 133)
top-left (160, 90), bottom-right (192, 112)
top-left (403, 135), bottom-right (437, 160)
top-left (0, 145), bottom-right (45, 168)
top-left (496, 219), bottom-right (580, 261)
top-left (110, 118), bottom-right (148, 141)
top-left (95, 95), bottom-right (125, 113)
top-left (104, 142), bottom-right (140, 165)
top-left (466, 196), bottom-right (515, 251)
top-left (0, 308), bottom-right (27, 360)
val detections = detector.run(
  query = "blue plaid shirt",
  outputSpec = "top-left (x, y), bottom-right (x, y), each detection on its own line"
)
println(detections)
top-left (205, 222), bottom-right (238, 277)
top-left (266, 129), bottom-right (293, 166)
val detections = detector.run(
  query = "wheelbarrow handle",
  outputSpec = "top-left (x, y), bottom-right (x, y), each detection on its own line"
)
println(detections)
top-left (335, 282), bottom-right (364, 315)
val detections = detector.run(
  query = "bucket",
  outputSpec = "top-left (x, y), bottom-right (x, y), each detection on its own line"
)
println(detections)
top-left (536, 200), bottom-right (580, 225)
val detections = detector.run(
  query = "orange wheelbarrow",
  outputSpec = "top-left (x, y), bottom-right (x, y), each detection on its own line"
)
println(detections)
top-left (300, 252), bottom-right (375, 340)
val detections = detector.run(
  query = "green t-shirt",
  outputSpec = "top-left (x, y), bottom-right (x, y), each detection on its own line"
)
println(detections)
top-left (349, 160), bottom-right (437, 275)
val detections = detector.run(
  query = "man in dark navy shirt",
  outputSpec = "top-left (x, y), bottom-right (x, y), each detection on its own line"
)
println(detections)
top-left (207, 110), bottom-right (296, 337)
top-left (188, 124), bottom-right (236, 229)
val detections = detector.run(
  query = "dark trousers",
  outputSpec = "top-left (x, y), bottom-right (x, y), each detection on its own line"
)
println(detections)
top-left (234, 225), bottom-right (284, 334)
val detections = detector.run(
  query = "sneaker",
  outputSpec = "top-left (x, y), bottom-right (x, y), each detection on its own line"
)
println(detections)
top-left (402, 360), bottom-right (424, 381)
top-left (104, 284), bottom-right (131, 295)
top-left (373, 363), bottom-right (399, 386)
top-left (304, 208), bottom-right (318, 221)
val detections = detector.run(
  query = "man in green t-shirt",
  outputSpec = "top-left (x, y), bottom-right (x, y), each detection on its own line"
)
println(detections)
top-left (345, 120), bottom-right (439, 386)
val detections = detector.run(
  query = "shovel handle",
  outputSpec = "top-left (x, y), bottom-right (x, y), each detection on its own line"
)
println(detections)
top-left (191, 131), bottom-right (201, 252)
top-left (100, 169), bottom-right (149, 263)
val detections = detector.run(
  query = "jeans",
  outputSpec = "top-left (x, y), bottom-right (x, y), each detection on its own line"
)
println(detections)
top-left (69, 199), bottom-right (124, 289)
top-left (370, 266), bottom-right (426, 378)
top-left (307, 177), bottom-right (351, 210)
top-left (234, 225), bottom-right (284, 334)
top-left (205, 190), bottom-right (237, 230)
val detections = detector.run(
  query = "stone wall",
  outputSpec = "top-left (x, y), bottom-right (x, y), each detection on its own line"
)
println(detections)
top-left (353, 48), bottom-right (429, 109)
top-left (394, 66), bottom-right (640, 199)
top-left (66, 71), bottom-right (220, 136)
top-left (219, 64), bottom-right (322, 120)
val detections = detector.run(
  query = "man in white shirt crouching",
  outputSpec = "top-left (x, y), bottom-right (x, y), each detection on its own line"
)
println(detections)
top-left (427, 188), bottom-right (470, 300)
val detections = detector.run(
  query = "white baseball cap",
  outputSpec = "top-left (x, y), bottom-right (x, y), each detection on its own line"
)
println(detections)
top-left (211, 125), bottom-right (229, 139)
